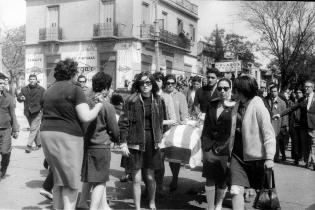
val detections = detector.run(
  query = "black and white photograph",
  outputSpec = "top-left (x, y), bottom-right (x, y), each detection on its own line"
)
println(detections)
top-left (0, 0), bottom-right (315, 209)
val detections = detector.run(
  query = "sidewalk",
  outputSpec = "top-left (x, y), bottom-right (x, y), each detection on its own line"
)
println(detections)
top-left (0, 102), bottom-right (314, 209)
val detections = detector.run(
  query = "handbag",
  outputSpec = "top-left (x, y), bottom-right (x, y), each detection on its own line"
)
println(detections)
top-left (253, 168), bottom-right (281, 210)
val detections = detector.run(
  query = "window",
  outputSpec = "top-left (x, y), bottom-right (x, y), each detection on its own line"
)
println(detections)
top-left (141, 54), bottom-right (152, 72)
top-left (189, 24), bottom-right (195, 41)
top-left (177, 19), bottom-right (183, 34)
top-left (141, 2), bottom-right (150, 24)
top-left (160, 11), bottom-right (168, 30)
top-left (46, 6), bottom-right (60, 40)
top-left (166, 60), bottom-right (172, 74)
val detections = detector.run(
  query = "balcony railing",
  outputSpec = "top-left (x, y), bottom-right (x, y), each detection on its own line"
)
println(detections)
top-left (39, 27), bottom-right (62, 41)
top-left (93, 23), bottom-right (128, 38)
top-left (140, 24), bottom-right (155, 39)
top-left (140, 24), bottom-right (190, 50)
top-left (160, 29), bottom-right (191, 50)
top-left (170, 0), bottom-right (198, 15)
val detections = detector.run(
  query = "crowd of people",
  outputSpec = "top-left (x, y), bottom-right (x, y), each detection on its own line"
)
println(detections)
top-left (0, 58), bottom-right (314, 210)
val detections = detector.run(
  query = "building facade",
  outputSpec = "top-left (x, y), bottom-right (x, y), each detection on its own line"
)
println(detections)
top-left (25, 0), bottom-right (198, 89)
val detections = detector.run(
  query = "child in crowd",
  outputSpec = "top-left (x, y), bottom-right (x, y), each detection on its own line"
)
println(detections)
top-left (110, 94), bottom-right (133, 183)
top-left (77, 72), bottom-right (120, 210)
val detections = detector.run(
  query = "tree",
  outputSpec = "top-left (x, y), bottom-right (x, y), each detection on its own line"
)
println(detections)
top-left (224, 33), bottom-right (256, 68)
top-left (240, 2), bottom-right (315, 89)
top-left (206, 25), bottom-right (225, 62)
top-left (1, 25), bottom-right (25, 87)
top-left (205, 27), bottom-right (257, 67)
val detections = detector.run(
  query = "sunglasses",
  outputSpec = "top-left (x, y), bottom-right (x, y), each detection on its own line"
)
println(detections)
top-left (166, 82), bottom-right (175, 86)
top-left (139, 81), bottom-right (152, 86)
top-left (217, 86), bottom-right (230, 92)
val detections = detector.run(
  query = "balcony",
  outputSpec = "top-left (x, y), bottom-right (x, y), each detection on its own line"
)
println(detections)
top-left (140, 24), bottom-right (191, 51)
top-left (162, 0), bottom-right (198, 16)
top-left (39, 27), bottom-right (62, 42)
top-left (93, 23), bottom-right (129, 39)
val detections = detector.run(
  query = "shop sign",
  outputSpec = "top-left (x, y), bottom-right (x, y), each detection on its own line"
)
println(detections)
top-left (61, 51), bottom-right (97, 87)
top-left (25, 54), bottom-right (45, 86)
top-left (215, 61), bottom-right (241, 73)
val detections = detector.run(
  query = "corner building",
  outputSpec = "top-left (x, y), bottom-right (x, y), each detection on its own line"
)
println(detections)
top-left (25, 0), bottom-right (198, 89)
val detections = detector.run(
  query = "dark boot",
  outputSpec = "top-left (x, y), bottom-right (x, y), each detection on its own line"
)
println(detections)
top-left (1, 152), bottom-right (11, 178)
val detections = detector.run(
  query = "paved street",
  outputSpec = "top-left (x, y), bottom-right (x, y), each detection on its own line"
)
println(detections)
top-left (0, 102), bottom-right (314, 210)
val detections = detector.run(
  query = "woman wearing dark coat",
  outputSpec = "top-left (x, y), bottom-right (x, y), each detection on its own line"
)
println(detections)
top-left (201, 78), bottom-right (234, 210)
top-left (119, 71), bottom-right (165, 210)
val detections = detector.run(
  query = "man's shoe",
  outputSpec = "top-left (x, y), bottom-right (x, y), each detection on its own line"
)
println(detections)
top-left (39, 189), bottom-right (53, 200)
top-left (25, 145), bottom-right (32, 153)
top-left (34, 145), bottom-right (41, 150)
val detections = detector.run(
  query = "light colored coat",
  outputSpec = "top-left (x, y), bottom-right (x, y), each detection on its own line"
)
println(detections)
top-left (229, 96), bottom-right (276, 161)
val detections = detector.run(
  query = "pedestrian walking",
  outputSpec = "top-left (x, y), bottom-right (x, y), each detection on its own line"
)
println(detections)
top-left (17, 74), bottom-right (45, 153)
top-left (119, 71), bottom-right (165, 210)
top-left (276, 80), bottom-right (315, 170)
top-left (288, 88), bottom-right (308, 165)
top-left (183, 75), bottom-right (202, 117)
top-left (201, 78), bottom-right (234, 210)
top-left (229, 75), bottom-right (276, 210)
top-left (77, 72), bottom-right (119, 210)
top-left (266, 84), bottom-right (288, 162)
top-left (40, 59), bottom-right (104, 210)
top-left (0, 73), bottom-right (19, 180)
top-left (194, 68), bottom-right (219, 116)
top-left (163, 74), bottom-right (189, 192)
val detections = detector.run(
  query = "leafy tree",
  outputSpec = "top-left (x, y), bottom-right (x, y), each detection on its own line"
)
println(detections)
top-left (206, 26), bottom-right (225, 62)
top-left (240, 1), bottom-right (315, 89)
top-left (224, 33), bottom-right (256, 68)
top-left (1, 25), bottom-right (25, 87)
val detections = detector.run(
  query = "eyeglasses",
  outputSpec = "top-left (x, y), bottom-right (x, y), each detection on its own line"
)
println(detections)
top-left (139, 81), bottom-right (152, 86)
top-left (217, 86), bottom-right (230, 92)
top-left (78, 80), bottom-right (86, 83)
top-left (166, 82), bottom-right (175, 86)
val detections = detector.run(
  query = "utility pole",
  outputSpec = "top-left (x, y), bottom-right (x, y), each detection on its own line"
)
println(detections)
top-left (154, 0), bottom-right (160, 72)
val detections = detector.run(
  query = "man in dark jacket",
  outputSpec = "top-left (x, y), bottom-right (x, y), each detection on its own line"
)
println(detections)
top-left (17, 74), bottom-right (45, 153)
top-left (0, 73), bottom-right (19, 179)
top-left (193, 67), bottom-right (220, 115)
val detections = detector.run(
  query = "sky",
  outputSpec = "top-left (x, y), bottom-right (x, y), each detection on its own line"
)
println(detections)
top-left (0, 0), bottom-right (267, 66)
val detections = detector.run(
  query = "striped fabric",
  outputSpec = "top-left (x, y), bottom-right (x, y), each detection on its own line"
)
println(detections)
top-left (159, 121), bottom-right (203, 168)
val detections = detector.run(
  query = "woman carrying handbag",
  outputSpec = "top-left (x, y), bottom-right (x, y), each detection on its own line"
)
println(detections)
top-left (228, 75), bottom-right (277, 210)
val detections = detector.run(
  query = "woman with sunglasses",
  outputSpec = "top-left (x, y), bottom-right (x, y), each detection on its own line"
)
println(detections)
top-left (201, 78), bottom-right (234, 210)
top-left (119, 71), bottom-right (165, 210)
top-left (163, 74), bottom-right (189, 192)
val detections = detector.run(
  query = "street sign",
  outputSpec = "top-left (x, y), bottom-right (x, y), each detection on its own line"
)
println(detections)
top-left (215, 61), bottom-right (242, 73)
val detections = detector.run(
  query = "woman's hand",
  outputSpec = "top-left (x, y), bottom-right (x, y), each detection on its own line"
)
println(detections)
top-left (120, 143), bottom-right (130, 157)
top-left (264, 159), bottom-right (274, 169)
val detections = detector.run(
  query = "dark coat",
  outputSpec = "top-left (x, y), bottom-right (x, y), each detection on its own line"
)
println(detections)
top-left (17, 84), bottom-right (45, 117)
top-left (201, 98), bottom-right (233, 155)
top-left (118, 93), bottom-right (165, 151)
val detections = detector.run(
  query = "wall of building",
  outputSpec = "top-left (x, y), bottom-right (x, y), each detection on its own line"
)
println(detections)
top-left (26, 3), bottom-right (46, 44)
top-left (116, 0), bottom-right (134, 37)
top-left (59, 0), bottom-right (98, 41)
